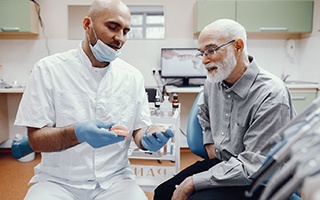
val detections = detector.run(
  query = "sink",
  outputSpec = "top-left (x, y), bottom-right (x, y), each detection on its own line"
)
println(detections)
top-left (284, 80), bottom-right (319, 85)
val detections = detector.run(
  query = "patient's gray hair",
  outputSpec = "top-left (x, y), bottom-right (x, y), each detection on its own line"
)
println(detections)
top-left (206, 19), bottom-right (248, 57)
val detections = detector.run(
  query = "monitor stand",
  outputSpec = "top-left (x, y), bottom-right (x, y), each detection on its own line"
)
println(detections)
top-left (181, 78), bottom-right (190, 87)
top-left (173, 78), bottom-right (202, 87)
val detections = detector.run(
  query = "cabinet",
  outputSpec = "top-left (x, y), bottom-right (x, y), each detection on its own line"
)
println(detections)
top-left (194, 1), bottom-right (236, 33)
top-left (0, 93), bottom-right (9, 144)
top-left (237, 1), bottom-right (313, 33)
top-left (0, 88), bottom-right (24, 146)
top-left (194, 0), bottom-right (313, 35)
top-left (0, 0), bottom-right (39, 38)
top-left (129, 103), bottom-right (180, 192)
top-left (290, 89), bottom-right (318, 115)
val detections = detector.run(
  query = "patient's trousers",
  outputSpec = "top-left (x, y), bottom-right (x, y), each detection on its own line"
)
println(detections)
top-left (153, 158), bottom-right (264, 200)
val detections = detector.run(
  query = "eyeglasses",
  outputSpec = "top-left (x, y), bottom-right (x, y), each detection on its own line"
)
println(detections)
top-left (196, 39), bottom-right (235, 59)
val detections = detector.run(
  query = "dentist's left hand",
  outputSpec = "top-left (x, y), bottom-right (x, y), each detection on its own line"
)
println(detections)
top-left (141, 127), bottom-right (174, 152)
top-left (75, 119), bottom-right (124, 148)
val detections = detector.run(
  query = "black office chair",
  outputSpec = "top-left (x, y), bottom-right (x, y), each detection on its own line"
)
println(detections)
top-left (145, 88), bottom-right (157, 102)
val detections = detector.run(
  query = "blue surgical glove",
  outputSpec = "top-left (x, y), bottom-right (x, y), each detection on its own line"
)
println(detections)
top-left (141, 127), bottom-right (174, 152)
top-left (75, 119), bottom-right (124, 148)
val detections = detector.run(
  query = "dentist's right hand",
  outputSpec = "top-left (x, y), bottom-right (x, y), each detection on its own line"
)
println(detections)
top-left (74, 119), bottom-right (125, 148)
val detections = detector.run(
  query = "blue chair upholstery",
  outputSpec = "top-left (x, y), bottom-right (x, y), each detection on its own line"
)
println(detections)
top-left (11, 137), bottom-right (34, 159)
top-left (186, 90), bottom-right (208, 159)
top-left (289, 193), bottom-right (301, 200)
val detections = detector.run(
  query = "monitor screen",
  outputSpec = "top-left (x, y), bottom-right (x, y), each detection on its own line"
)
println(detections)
top-left (160, 48), bottom-right (207, 86)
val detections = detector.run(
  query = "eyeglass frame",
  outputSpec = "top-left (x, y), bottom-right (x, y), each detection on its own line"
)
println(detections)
top-left (196, 39), bottom-right (236, 59)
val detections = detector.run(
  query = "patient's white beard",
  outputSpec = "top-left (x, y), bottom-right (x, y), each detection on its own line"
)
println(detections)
top-left (206, 50), bottom-right (237, 83)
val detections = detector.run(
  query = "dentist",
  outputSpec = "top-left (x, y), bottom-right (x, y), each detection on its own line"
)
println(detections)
top-left (15, 0), bottom-right (173, 199)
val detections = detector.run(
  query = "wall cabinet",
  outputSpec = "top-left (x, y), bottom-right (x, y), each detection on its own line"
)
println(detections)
top-left (194, 1), bottom-right (236, 34)
top-left (237, 1), bottom-right (313, 33)
top-left (290, 89), bottom-right (318, 115)
top-left (0, 0), bottom-right (39, 38)
top-left (194, 0), bottom-right (313, 35)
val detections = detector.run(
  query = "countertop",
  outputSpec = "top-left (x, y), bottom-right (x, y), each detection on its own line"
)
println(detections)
top-left (166, 83), bottom-right (319, 93)
top-left (285, 81), bottom-right (319, 90)
top-left (286, 84), bottom-right (319, 90)
top-left (0, 88), bottom-right (24, 93)
top-left (0, 82), bottom-right (319, 94)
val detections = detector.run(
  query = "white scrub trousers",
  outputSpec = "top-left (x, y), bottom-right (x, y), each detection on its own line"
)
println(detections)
top-left (24, 179), bottom-right (148, 200)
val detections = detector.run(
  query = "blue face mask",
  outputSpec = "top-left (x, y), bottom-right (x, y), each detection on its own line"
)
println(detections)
top-left (88, 23), bottom-right (121, 63)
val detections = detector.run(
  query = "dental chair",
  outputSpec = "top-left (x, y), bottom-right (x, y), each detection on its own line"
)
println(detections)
top-left (11, 136), bottom-right (34, 161)
top-left (186, 90), bottom-right (301, 200)
top-left (186, 90), bottom-right (208, 160)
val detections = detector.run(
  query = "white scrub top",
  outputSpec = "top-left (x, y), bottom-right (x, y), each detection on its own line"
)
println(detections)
top-left (14, 42), bottom-right (152, 190)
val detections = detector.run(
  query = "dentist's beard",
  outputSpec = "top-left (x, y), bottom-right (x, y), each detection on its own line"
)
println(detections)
top-left (206, 51), bottom-right (237, 83)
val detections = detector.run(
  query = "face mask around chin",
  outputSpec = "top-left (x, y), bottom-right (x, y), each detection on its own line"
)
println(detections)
top-left (89, 39), bottom-right (122, 63)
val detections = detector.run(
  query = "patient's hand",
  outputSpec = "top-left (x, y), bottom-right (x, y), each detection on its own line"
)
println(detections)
top-left (172, 176), bottom-right (195, 200)
top-left (205, 144), bottom-right (216, 159)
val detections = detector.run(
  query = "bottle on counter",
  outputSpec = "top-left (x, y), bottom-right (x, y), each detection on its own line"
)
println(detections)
top-left (155, 90), bottom-right (161, 108)
top-left (162, 95), bottom-right (172, 116)
top-left (172, 92), bottom-right (179, 109)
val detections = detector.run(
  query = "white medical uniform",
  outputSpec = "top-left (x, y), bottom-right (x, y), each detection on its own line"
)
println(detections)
top-left (14, 42), bottom-right (151, 199)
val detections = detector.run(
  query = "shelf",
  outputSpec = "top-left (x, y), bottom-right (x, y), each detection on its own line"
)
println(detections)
top-left (129, 143), bottom-right (176, 161)
top-left (129, 153), bottom-right (175, 161)
top-left (165, 85), bottom-right (203, 93)
top-left (129, 103), bottom-right (180, 191)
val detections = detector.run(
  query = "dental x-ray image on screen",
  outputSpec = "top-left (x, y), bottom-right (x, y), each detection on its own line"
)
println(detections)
top-left (161, 48), bottom-right (207, 86)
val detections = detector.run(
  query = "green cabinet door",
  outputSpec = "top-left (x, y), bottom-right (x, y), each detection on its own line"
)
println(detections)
top-left (236, 1), bottom-right (314, 33)
top-left (0, 0), bottom-right (37, 33)
top-left (195, 1), bottom-right (236, 33)
top-left (290, 90), bottom-right (317, 115)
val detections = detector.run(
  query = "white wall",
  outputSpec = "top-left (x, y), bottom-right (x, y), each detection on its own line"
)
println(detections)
top-left (0, 0), bottom-right (319, 146)
top-left (299, 0), bottom-right (320, 83)
top-left (1, 0), bottom-right (319, 86)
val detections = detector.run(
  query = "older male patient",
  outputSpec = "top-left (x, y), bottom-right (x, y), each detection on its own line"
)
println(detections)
top-left (154, 19), bottom-right (296, 200)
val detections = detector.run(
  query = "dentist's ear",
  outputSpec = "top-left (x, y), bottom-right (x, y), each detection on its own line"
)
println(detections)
top-left (83, 17), bottom-right (91, 31)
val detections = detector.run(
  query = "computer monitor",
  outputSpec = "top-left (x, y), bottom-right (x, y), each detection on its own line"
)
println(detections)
top-left (160, 48), bottom-right (207, 86)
